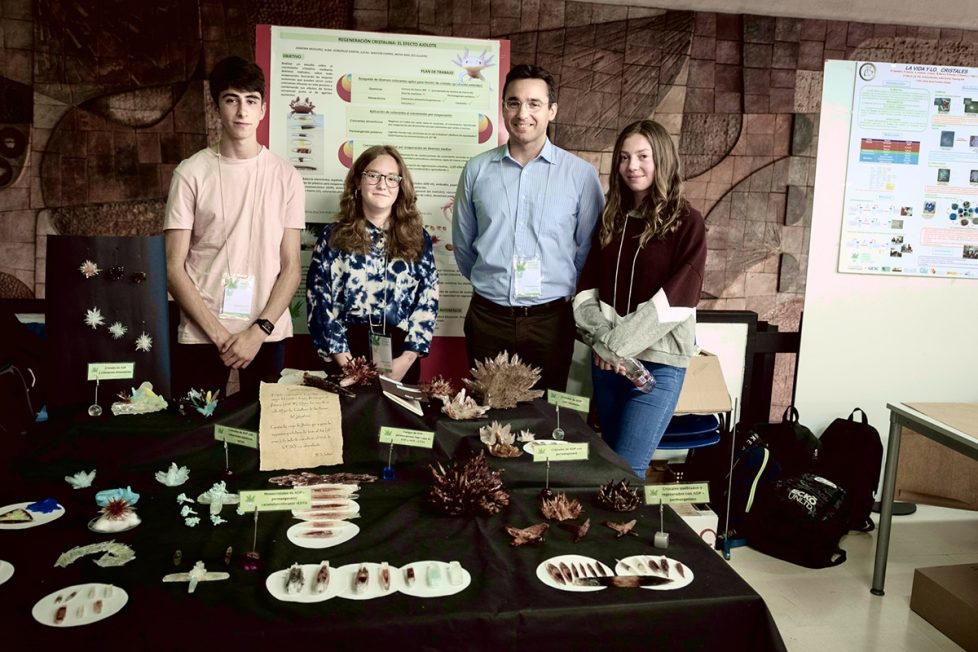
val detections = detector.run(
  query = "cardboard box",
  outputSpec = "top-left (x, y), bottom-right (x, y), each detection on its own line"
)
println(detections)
top-left (895, 427), bottom-right (978, 511)
top-left (672, 502), bottom-right (718, 547)
top-left (674, 352), bottom-right (732, 415)
top-left (910, 563), bottom-right (978, 652)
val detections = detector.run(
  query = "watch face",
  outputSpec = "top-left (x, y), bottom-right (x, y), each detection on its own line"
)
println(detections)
top-left (859, 63), bottom-right (876, 81)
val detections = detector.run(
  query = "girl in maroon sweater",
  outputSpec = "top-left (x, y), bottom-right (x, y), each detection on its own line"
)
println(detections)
top-left (573, 120), bottom-right (706, 477)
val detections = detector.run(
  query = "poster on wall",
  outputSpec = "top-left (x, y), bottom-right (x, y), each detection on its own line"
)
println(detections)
top-left (839, 61), bottom-right (978, 279)
top-left (257, 26), bottom-right (509, 335)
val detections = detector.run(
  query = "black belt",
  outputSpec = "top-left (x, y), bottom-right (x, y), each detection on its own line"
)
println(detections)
top-left (470, 293), bottom-right (568, 317)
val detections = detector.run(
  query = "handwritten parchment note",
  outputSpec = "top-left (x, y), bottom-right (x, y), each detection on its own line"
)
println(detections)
top-left (258, 382), bottom-right (343, 471)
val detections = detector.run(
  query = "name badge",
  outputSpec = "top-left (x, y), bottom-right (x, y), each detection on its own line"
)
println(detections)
top-left (514, 257), bottom-right (542, 299)
top-left (369, 332), bottom-right (394, 374)
top-left (220, 274), bottom-right (255, 320)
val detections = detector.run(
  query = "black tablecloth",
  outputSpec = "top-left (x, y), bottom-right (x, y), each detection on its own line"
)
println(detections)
top-left (0, 388), bottom-right (785, 651)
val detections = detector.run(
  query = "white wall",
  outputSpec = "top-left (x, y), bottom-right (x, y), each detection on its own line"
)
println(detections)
top-left (795, 60), bottom-right (978, 442)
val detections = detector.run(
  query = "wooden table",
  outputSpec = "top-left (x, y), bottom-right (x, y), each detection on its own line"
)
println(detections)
top-left (871, 402), bottom-right (978, 595)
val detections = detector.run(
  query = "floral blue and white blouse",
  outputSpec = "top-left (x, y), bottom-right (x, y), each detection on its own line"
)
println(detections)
top-left (306, 222), bottom-right (439, 358)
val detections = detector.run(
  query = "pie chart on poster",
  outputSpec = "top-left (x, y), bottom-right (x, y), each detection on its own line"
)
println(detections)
top-left (477, 114), bottom-right (493, 143)
top-left (336, 74), bottom-right (352, 102)
top-left (338, 140), bottom-right (354, 168)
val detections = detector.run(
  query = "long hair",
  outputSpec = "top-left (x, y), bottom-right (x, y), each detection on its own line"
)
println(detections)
top-left (329, 145), bottom-right (424, 261)
top-left (600, 120), bottom-right (686, 248)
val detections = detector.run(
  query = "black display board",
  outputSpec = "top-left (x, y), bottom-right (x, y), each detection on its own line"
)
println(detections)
top-left (45, 235), bottom-right (170, 411)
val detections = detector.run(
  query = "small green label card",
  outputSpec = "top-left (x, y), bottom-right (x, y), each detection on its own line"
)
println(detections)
top-left (644, 482), bottom-right (711, 505)
top-left (87, 362), bottom-right (135, 381)
top-left (546, 389), bottom-right (590, 413)
top-left (533, 442), bottom-right (589, 462)
top-left (214, 424), bottom-right (259, 449)
top-left (379, 426), bottom-right (435, 449)
top-left (239, 488), bottom-right (312, 512)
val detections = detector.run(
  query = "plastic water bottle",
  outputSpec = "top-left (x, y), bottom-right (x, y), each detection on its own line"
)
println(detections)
top-left (594, 341), bottom-right (656, 393)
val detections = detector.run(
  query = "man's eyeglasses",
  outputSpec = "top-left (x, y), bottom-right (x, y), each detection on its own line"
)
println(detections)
top-left (361, 170), bottom-right (403, 188)
top-left (503, 99), bottom-right (548, 113)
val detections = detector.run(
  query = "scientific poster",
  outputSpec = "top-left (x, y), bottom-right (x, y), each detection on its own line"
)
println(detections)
top-left (257, 26), bottom-right (509, 334)
top-left (839, 61), bottom-right (978, 278)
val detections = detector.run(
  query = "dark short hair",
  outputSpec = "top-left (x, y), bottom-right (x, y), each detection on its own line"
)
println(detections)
top-left (208, 56), bottom-right (265, 105)
top-left (502, 64), bottom-right (557, 105)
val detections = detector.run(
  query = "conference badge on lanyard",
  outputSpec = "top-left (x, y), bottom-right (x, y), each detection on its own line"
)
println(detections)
top-left (369, 332), bottom-right (394, 374)
top-left (219, 273), bottom-right (256, 320)
top-left (513, 256), bottom-right (543, 299)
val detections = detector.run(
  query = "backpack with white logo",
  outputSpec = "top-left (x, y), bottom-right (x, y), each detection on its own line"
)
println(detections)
top-left (742, 473), bottom-right (850, 568)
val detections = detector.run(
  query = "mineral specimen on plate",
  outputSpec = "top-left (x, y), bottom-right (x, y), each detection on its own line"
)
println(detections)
top-left (463, 351), bottom-right (544, 409)
top-left (596, 479), bottom-right (642, 512)
top-left (429, 451), bottom-right (510, 517)
top-left (111, 382), bottom-right (168, 415)
top-left (539, 492), bottom-right (584, 521)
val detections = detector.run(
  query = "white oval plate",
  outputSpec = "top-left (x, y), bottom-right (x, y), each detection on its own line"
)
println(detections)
top-left (32, 583), bottom-right (127, 627)
top-left (332, 563), bottom-right (400, 600)
top-left (536, 554), bottom-right (610, 592)
top-left (0, 501), bottom-right (65, 530)
top-left (87, 515), bottom-right (140, 534)
top-left (0, 560), bottom-right (13, 586)
top-left (292, 498), bottom-right (359, 521)
top-left (522, 439), bottom-right (572, 454)
top-left (615, 555), bottom-right (693, 590)
top-left (398, 560), bottom-right (470, 598)
top-left (286, 520), bottom-right (359, 549)
top-left (307, 483), bottom-right (360, 497)
top-left (265, 563), bottom-right (341, 603)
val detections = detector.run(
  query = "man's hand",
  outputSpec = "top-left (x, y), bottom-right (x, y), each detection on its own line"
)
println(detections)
top-left (220, 326), bottom-right (266, 369)
top-left (332, 352), bottom-right (353, 367)
top-left (388, 351), bottom-right (419, 382)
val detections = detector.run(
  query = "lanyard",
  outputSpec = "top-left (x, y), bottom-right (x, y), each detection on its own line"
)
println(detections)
top-left (217, 146), bottom-right (264, 278)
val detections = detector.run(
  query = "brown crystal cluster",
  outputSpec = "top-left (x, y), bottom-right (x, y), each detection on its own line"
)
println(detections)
top-left (339, 356), bottom-right (378, 386)
top-left (596, 479), bottom-right (642, 512)
top-left (420, 375), bottom-right (455, 401)
top-left (504, 522), bottom-right (549, 547)
top-left (539, 492), bottom-right (584, 521)
top-left (428, 451), bottom-right (510, 517)
top-left (463, 351), bottom-right (544, 409)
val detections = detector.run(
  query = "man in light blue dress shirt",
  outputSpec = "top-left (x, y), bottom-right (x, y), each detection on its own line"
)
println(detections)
top-left (452, 64), bottom-right (604, 391)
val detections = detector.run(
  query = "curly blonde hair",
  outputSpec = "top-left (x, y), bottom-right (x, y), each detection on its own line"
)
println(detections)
top-left (329, 145), bottom-right (424, 261)
top-left (600, 120), bottom-right (687, 248)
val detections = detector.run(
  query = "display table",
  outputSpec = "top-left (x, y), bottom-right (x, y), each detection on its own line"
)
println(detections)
top-left (1, 389), bottom-right (785, 650)
top-left (872, 402), bottom-right (978, 596)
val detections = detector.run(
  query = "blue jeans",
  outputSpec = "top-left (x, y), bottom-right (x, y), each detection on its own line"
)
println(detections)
top-left (592, 361), bottom-right (687, 478)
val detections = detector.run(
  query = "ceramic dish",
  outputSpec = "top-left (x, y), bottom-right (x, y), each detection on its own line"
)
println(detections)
top-left (522, 439), bottom-right (572, 455)
top-left (397, 560), bottom-right (471, 598)
top-left (0, 560), bottom-right (13, 586)
top-left (292, 498), bottom-right (359, 521)
top-left (331, 562), bottom-right (402, 601)
top-left (535, 554), bottom-right (611, 592)
top-left (265, 563), bottom-right (342, 603)
top-left (32, 583), bottom-right (127, 627)
top-left (615, 555), bottom-right (693, 590)
top-left (0, 501), bottom-right (65, 530)
top-left (286, 520), bottom-right (359, 549)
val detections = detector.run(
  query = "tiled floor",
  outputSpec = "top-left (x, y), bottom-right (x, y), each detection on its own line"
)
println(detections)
top-left (727, 505), bottom-right (978, 651)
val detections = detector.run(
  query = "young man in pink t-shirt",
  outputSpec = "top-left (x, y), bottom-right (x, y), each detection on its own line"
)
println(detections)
top-left (164, 56), bottom-right (305, 398)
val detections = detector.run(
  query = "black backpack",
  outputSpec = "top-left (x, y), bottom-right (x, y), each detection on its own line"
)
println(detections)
top-left (752, 406), bottom-right (820, 476)
top-left (817, 408), bottom-right (883, 532)
top-left (743, 473), bottom-right (850, 568)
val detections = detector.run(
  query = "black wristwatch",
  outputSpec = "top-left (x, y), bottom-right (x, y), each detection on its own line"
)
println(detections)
top-left (254, 318), bottom-right (274, 335)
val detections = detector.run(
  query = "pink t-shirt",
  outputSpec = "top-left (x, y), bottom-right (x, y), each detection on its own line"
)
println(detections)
top-left (164, 146), bottom-right (305, 344)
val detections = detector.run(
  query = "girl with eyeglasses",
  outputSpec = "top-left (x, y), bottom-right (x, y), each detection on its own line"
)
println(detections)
top-left (573, 120), bottom-right (706, 478)
top-left (307, 145), bottom-right (439, 383)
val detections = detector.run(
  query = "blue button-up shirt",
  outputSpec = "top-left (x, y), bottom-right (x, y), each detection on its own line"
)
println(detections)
top-left (451, 139), bottom-right (604, 305)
